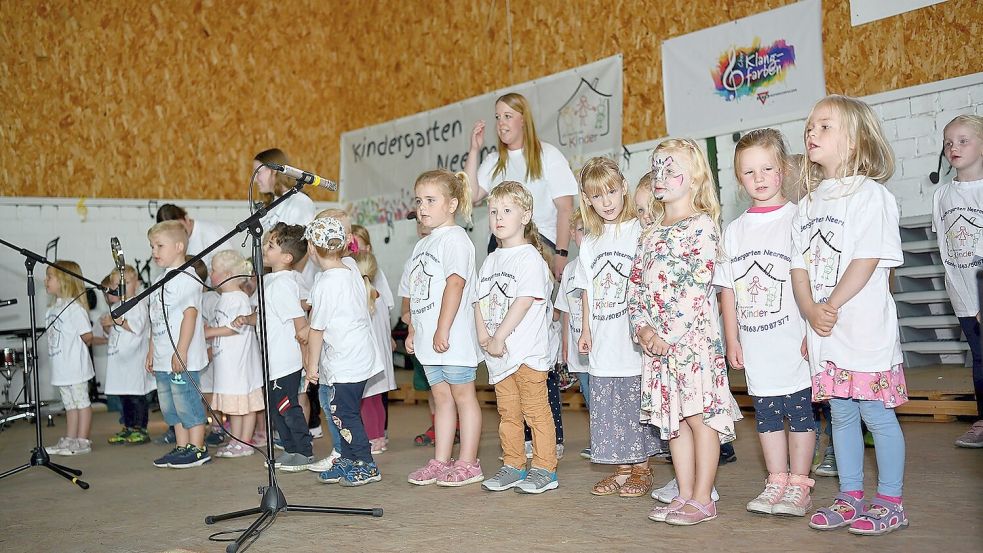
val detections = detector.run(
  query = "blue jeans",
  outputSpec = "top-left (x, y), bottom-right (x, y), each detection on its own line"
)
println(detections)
top-left (330, 380), bottom-right (373, 464)
top-left (958, 316), bottom-right (983, 418)
top-left (155, 371), bottom-right (206, 429)
top-left (318, 384), bottom-right (344, 453)
top-left (830, 398), bottom-right (905, 496)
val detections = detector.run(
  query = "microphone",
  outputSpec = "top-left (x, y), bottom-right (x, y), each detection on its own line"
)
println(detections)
top-left (929, 149), bottom-right (951, 184)
top-left (111, 237), bottom-right (126, 299)
top-left (0, 298), bottom-right (17, 308)
top-left (264, 163), bottom-right (338, 191)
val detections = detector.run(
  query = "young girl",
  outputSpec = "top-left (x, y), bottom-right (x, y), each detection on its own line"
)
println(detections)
top-left (306, 216), bottom-right (384, 486)
top-left (204, 250), bottom-right (264, 458)
top-left (254, 148), bottom-right (317, 230)
top-left (44, 260), bottom-right (95, 456)
top-left (634, 171), bottom-right (655, 227)
top-left (792, 95), bottom-right (908, 535)
top-left (932, 115), bottom-right (983, 449)
top-left (628, 139), bottom-right (741, 525)
top-left (477, 181), bottom-right (557, 494)
top-left (576, 157), bottom-right (662, 498)
top-left (555, 211), bottom-right (590, 459)
top-left (403, 169), bottom-right (484, 487)
top-left (714, 129), bottom-right (816, 516)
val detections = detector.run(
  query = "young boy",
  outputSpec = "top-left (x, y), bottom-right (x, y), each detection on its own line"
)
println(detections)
top-left (233, 223), bottom-right (313, 471)
top-left (146, 220), bottom-right (211, 468)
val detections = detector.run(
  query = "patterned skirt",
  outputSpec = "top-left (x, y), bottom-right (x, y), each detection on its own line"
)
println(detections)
top-left (211, 388), bottom-right (265, 416)
top-left (589, 375), bottom-right (666, 464)
top-left (812, 361), bottom-right (908, 408)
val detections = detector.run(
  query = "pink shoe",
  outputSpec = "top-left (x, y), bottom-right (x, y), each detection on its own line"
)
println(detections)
top-left (664, 499), bottom-right (717, 526)
top-left (407, 458), bottom-right (452, 486)
top-left (436, 459), bottom-right (484, 487)
top-left (746, 472), bottom-right (788, 514)
top-left (648, 496), bottom-right (686, 522)
top-left (772, 474), bottom-right (814, 517)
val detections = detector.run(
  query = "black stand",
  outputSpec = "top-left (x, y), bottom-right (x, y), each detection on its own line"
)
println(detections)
top-left (0, 238), bottom-right (90, 490)
top-left (113, 179), bottom-right (381, 553)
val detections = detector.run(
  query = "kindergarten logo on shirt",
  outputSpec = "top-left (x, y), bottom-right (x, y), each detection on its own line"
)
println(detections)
top-left (478, 281), bottom-right (513, 335)
top-left (590, 253), bottom-right (631, 320)
top-left (943, 212), bottom-right (983, 261)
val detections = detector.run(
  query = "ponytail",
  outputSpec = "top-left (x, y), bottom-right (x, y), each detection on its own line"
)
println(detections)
top-left (354, 251), bottom-right (379, 314)
top-left (414, 169), bottom-right (472, 224)
top-left (524, 221), bottom-right (553, 276)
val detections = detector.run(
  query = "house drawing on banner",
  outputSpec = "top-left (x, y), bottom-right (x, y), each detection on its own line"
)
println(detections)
top-left (557, 77), bottom-right (611, 148)
top-left (409, 260), bottom-right (433, 302)
top-left (592, 259), bottom-right (629, 307)
top-left (804, 230), bottom-right (841, 289)
top-left (734, 261), bottom-right (784, 317)
top-left (944, 214), bottom-right (982, 259)
top-left (478, 282), bottom-right (513, 334)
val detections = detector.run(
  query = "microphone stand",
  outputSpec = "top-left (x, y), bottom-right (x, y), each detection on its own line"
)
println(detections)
top-left (114, 180), bottom-right (381, 553)
top-left (0, 237), bottom-right (93, 489)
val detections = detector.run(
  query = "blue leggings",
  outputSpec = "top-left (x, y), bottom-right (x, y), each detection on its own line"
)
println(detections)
top-left (830, 398), bottom-right (905, 497)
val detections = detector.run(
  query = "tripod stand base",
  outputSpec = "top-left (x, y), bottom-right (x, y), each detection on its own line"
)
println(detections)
top-left (0, 446), bottom-right (89, 489)
top-left (206, 485), bottom-right (382, 552)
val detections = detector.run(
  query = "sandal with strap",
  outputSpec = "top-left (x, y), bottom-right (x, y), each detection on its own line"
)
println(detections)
top-left (848, 498), bottom-right (909, 536)
top-left (414, 425), bottom-right (435, 447)
top-left (649, 496), bottom-right (686, 522)
top-left (809, 492), bottom-right (867, 530)
top-left (591, 466), bottom-right (633, 496)
top-left (665, 499), bottom-right (717, 526)
top-left (619, 465), bottom-right (654, 498)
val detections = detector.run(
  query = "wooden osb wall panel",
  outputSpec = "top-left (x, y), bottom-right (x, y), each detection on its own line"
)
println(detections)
top-left (2, 0), bottom-right (980, 200)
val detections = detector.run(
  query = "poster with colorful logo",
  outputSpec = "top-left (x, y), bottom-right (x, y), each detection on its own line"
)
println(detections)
top-left (661, 0), bottom-right (825, 138)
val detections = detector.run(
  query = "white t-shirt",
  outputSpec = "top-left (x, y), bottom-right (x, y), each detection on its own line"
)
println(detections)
top-left (573, 219), bottom-right (644, 377)
top-left (932, 178), bottom-right (983, 317)
top-left (187, 219), bottom-right (233, 268)
top-left (308, 259), bottom-right (382, 385)
top-left (554, 258), bottom-right (589, 373)
top-left (148, 268), bottom-right (209, 372)
top-left (210, 290), bottom-right (263, 394)
top-left (260, 192), bottom-right (316, 230)
top-left (791, 177), bottom-right (904, 373)
top-left (476, 244), bottom-right (553, 384)
top-left (45, 299), bottom-right (95, 387)
top-left (476, 142), bottom-right (578, 245)
top-left (263, 271), bottom-right (305, 380)
top-left (198, 290), bottom-right (221, 392)
top-left (714, 204), bottom-right (811, 396)
top-left (364, 295), bottom-right (397, 397)
top-left (105, 299), bottom-right (156, 395)
top-left (400, 225), bottom-right (481, 367)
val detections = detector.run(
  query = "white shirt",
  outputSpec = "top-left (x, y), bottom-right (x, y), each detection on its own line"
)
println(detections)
top-left (263, 271), bottom-right (305, 380)
top-left (363, 295), bottom-right (397, 397)
top-left (210, 290), bottom-right (263, 394)
top-left (400, 225), bottom-right (481, 367)
top-left (554, 257), bottom-right (589, 373)
top-left (308, 259), bottom-right (382, 385)
top-left (714, 204), bottom-right (811, 396)
top-left (932, 178), bottom-right (983, 317)
top-left (45, 298), bottom-right (95, 386)
top-left (148, 268), bottom-right (209, 372)
top-left (791, 177), bottom-right (904, 373)
top-left (476, 142), bottom-right (578, 245)
top-left (476, 244), bottom-right (553, 384)
top-left (187, 219), bottom-right (234, 268)
top-left (260, 192), bottom-right (316, 230)
top-left (198, 290), bottom-right (221, 393)
top-left (574, 219), bottom-right (644, 377)
top-left (105, 299), bottom-right (156, 395)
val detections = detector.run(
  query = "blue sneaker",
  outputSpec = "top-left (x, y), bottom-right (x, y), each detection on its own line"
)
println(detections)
top-left (317, 458), bottom-right (354, 484)
top-left (168, 445), bottom-right (211, 468)
top-left (339, 461), bottom-right (381, 487)
top-left (153, 427), bottom-right (177, 445)
top-left (514, 467), bottom-right (558, 494)
top-left (153, 445), bottom-right (185, 468)
top-left (205, 430), bottom-right (226, 446)
top-left (482, 465), bottom-right (528, 492)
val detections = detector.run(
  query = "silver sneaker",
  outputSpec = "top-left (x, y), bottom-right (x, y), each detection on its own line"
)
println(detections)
top-left (307, 450), bottom-right (341, 472)
top-left (66, 438), bottom-right (91, 455)
top-left (279, 453), bottom-right (314, 472)
top-left (45, 437), bottom-right (73, 455)
top-left (515, 467), bottom-right (558, 494)
top-left (814, 452), bottom-right (838, 477)
top-left (482, 465), bottom-right (528, 491)
top-left (652, 478), bottom-right (720, 503)
top-left (264, 452), bottom-right (292, 469)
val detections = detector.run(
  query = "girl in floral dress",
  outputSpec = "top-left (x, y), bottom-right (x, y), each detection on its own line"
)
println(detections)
top-left (628, 139), bottom-right (741, 526)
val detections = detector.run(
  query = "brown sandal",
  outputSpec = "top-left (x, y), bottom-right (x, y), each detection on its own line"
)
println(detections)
top-left (591, 466), bottom-right (633, 496)
top-left (619, 465), bottom-right (654, 498)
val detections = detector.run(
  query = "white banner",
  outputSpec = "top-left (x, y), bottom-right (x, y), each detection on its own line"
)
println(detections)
top-left (850, 0), bottom-right (946, 26)
top-left (662, 0), bottom-right (825, 138)
top-left (340, 55), bottom-right (623, 204)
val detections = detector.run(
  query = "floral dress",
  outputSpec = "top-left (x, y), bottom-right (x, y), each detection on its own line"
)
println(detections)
top-left (628, 214), bottom-right (741, 443)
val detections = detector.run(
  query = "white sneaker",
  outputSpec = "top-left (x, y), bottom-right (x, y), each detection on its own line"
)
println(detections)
top-left (652, 478), bottom-right (720, 503)
top-left (307, 449), bottom-right (341, 472)
top-left (525, 440), bottom-right (533, 459)
top-left (556, 443), bottom-right (565, 460)
top-left (309, 426), bottom-right (324, 439)
top-left (45, 437), bottom-right (72, 455)
top-left (66, 438), bottom-right (92, 455)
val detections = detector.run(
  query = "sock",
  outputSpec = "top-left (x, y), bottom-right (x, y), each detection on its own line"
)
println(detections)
top-left (844, 490), bottom-right (864, 500)
top-left (876, 493), bottom-right (902, 504)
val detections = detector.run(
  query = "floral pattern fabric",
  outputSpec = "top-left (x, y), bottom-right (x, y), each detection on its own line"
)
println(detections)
top-left (812, 361), bottom-right (908, 408)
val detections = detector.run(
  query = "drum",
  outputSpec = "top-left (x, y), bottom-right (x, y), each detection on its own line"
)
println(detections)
top-left (1, 348), bottom-right (23, 368)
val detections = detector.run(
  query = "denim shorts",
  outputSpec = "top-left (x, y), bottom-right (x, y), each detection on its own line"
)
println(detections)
top-left (155, 371), bottom-right (207, 429)
top-left (423, 365), bottom-right (477, 386)
top-left (752, 387), bottom-right (815, 433)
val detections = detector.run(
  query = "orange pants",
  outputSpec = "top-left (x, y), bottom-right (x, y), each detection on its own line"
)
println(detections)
top-left (495, 364), bottom-right (557, 472)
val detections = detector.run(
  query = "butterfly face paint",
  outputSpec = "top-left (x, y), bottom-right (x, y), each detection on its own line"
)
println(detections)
top-left (651, 154), bottom-right (689, 203)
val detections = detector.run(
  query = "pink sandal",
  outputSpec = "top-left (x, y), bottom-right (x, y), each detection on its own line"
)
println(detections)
top-left (436, 459), bottom-right (484, 487)
top-left (665, 499), bottom-right (717, 526)
top-left (809, 492), bottom-right (867, 530)
top-left (649, 496), bottom-right (686, 522)
top-left (848, 498), bottom-right (908, 536)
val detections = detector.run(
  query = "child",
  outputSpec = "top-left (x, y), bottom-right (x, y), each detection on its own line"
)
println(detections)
top-left (102, 265), bottom-right (155, 445)
top-left (305, 216), bottom-right (384, 486)
top-left (791, 95), bottom-right (908, 535)
top-left (628, 139), bottom-right (741, 525)
top-left (634, 170), bottom-right (655, 227)
top-left (204, 250), bottom-right (264, 458)
top-left (555, 210), bottom-right (590, 459)
top-left (714, 129), bottom-right (815, 516)
top-left (477, 181), bottom-right (557, 494)
top-left (576, 157), bottom-right (661, 498)
top-left (146, 221), bottom-right (211, 468)
top-left (43, 260), bottom-right (95, 456)
top-left (403, 169), bottom-right (484, 487)
top-left (932, 114), bottom-right (983, 448)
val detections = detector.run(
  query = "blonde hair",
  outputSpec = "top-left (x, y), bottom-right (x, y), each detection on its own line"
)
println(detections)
top-left (414, 169), bottom-right (474, 223)
top-left (647, 139), bottom-right (721, 230)
top-left (802, 95), bottom-right (894, 198)
top-left (350, 225), bottom-right (373, 250)
top-left (106, 264), bottom-right (138, 295)
top-left (578, 157), bottom-right (637, 236)
top-left (488, 181), bottom-right (552, 271)
top-left (569, 206), bottom-right (584, 231)
top-left (147, 220), bottom-right (189, 247)
top-left (637, 170), bottom-right (655, 191)
top-left (211, 250), bottom-right (252, 285)
top-left (944, 114), bottom-right (983, 145)
top-left (353, 251), bottom-right (379, 314)
top-left (733, 128), bottom-right (791, 203)
top-left (492, 93), bottom-right (543, 182)
top-left (49, 260), bottom-right (89, 308)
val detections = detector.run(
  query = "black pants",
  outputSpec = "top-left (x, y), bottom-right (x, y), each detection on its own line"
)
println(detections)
top-left (332, 381), bottom-right (374, 464)
top-left (268, 370), bottom-right (313, 457)
top-left (524, 369), bottom-right (564, 444)
top-left (120, 394), bottom-right (149, 430)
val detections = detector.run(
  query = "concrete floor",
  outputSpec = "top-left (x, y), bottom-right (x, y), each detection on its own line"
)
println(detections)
top-left (0, 404), bottom-right (980, 553)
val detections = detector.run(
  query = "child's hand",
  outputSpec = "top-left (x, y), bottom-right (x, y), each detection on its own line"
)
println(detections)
top-left (469, 120), bottom-right (485, 152)
top-left (806, 302), bottom-right (837, 336)
top-left (578, 331), bottom-right (592, 355)
top-left (390, 337), bottom-right (397, 352)
top-left (305, 369), bottom-right (318, 386)
top-left (433, 327), bottom-right (450, 353)
top-left (725, 340), bottom-right (744, 370)
top-left (800, 337), bottom-right (809, 360)
top-left (405, 327), bottom-right (415, 355)
top-left (485, 336), bottom-right (506, 357)
top-left (170, 352), bottom-right (186, 373)
top-left (231, 315), bottom-right (247, 329)
top-left (145, 352), bottom-right (154, 374)
top-left (99, 313), bottom-right (113, 328)
top-left (640, 332), bottom-right (670, 357)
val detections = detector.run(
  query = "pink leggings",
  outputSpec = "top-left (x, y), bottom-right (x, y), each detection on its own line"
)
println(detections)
top-left (360, 394), bottom-right (386, 440)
